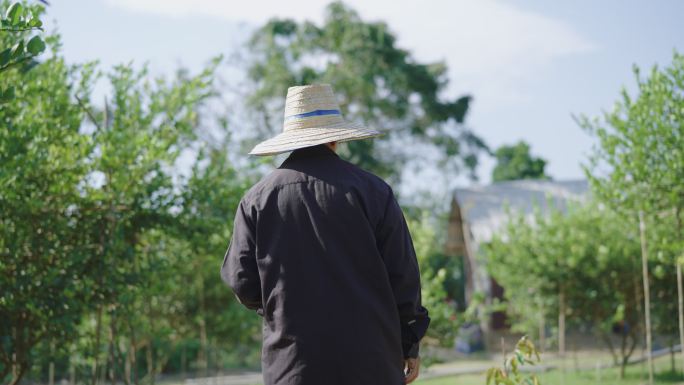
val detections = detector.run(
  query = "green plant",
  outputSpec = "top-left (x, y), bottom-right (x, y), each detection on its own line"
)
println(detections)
top-left (486, 336), bottom-right (541, 385)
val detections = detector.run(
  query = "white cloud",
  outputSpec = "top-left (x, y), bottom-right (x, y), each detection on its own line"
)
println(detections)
top-left (106, 0), bottom-right (597, 108)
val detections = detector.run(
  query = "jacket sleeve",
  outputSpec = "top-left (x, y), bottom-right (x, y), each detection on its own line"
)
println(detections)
top-left (376, 187), bottom-right (430, 359)
top-left (221, 199), bottom-right (263, 315)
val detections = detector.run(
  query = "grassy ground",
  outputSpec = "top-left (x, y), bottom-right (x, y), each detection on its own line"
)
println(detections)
top-left (168, 349), bottom-right (683, 385)
top-left (416, 354), bottom-right (684, 385)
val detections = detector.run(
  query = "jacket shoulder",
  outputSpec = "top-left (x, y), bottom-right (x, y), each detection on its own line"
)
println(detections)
top-left (342, 159), bottom-right (391, 190)
top-left (240, 167), bottom-right (304, 202)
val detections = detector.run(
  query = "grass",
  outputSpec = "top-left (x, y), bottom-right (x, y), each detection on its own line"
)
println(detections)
top-left (166, 350), bottom-right (683, 385)
top-left (416, 353), bottom-right (684, 385)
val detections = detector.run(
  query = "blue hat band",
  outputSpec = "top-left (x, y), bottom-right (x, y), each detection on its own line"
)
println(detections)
top-left (285, 109), bottom-right (341, 122)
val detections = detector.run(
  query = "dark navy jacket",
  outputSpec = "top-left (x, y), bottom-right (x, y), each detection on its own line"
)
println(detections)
top-left (221, 144), bottom-right (430, 385)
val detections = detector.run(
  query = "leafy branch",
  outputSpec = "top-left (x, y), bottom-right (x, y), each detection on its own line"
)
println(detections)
top-left (1, 1), bottom-right (46, 102)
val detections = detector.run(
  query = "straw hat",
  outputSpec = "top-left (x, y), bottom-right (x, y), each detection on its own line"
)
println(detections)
top-left (249, 84), bottom-right (383, 156)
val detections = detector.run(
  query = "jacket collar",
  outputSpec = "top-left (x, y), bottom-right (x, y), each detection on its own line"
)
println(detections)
top-left (286, 144), bottom-right (339, 161)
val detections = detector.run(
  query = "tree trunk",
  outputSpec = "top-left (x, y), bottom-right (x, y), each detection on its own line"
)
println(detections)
top-left (539, 307), bottom-right (545, 354)
top-left (129, 324), bottom-right (138, 385)
top-left (8, 364), bottom-right (26, 385)
top-left (619, 328), bottom-right (627, 379)
top-left (678, 263), bottom-right (684, 374)
top-left (198, 276), bottom-right (208, 378)
top-left (617, 327), bottom-right (639, 379)
top-left (213, 338), bottom-right (221, 377)
top-left (124, 339), bottom-right (131, 385)
top-left (676, 206), bottom-right (684, 376)
top-left (181, 346), bottom-right (186, 382)
top-left (49, 340), bottom-right (55, 385)
top-left (146, 342), bottom-right (154, 385)
top-left (632, 248), bottom-right (646, 382)
top-left (49, 359), bottom-right (55, 385)
top-left (91, 306), bottom-right (103, 385)
top-left (0, 365), bottom-right (9, 385)
top-left (108, 309), bottom-right (117, 385)
top-left (639, 211), bottom-right (654, 385)
top-left (70, 358), bottom-right (76, 385)
top-left (558, 285), bottom-right (566, 358)
top-left (9, 324), bottom-right (26, 385)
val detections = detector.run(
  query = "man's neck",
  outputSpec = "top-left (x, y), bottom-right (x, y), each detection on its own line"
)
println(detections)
top-left (325, 142), bottom-right (337, 152)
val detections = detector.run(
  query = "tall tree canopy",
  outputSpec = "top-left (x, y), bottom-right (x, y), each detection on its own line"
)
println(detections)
top-left (491, 141), bottom-right (549, 182)
top-left (244, 1), bottom-right (487, 182)
top-left (579, 51), bottom-right (684, 374)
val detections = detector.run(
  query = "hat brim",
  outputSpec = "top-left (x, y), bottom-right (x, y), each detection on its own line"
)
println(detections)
top-left (248, 121), bottom-right (384, 156)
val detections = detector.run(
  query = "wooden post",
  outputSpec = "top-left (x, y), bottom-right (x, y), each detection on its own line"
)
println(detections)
top-left (639, 211), bottom-right (654, 385)
top-left (146, 343), bottom-right (154, 385)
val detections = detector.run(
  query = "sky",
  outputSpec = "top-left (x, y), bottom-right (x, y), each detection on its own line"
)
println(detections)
top-left (45, 0), bottom-right (684, 187)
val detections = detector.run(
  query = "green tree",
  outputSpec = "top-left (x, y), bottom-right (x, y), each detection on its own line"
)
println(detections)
top-left (244, 1), bottom-right (487, 182)
top-left (0, 19), bottom-right (247, 383)
top-left (491, 141), bottom-right (549, 182)
top-left (70, 60), bottom-right (222, 385)
top-left (485, 203), bottom-right (646, 378)
top-left (0, 30), bottom-right (93, 385)
top-left (407, 213), bottom-right (459, 351)
top-left (173, 146), bottom-right (262, 374)
top-left (578, 51), bottom-right (684, 377)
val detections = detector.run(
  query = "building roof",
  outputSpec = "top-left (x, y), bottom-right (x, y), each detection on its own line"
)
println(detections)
top-left (453, 179), bottom-right (589, 247)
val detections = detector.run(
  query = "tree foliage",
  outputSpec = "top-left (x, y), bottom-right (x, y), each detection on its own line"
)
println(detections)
top-left (244, 1), bottom-right (487, 181)
top-left (579, 50), bottom-right (684, 374)
top-left (407, 213), bottom-right (461, 351)
top-left (491, 141), bottom-right (549, 182)
top-left (579, 51), bottom-right (684, 217)
top-left (0, 18), bottom-right (262, 384)
top-left (483, 203), bottom-right (676, 377)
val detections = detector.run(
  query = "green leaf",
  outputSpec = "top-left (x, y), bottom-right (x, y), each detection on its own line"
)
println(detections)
top-left (11, 40), bottom-right (24, 59)
top-left (515, 352), bottom-right (525, 364)
top-left (0, 86), bottom-right (15, 103)
top-left (27, 35), bottom-right (45, 55)
top-left (6, 2), bottom-right (23, 26)
top-left (0, 47), bottom-right (11, 67)
top-left (28, 17), bottom-right (42, 28)
top-left (486, 368), bottom-right (496, 385)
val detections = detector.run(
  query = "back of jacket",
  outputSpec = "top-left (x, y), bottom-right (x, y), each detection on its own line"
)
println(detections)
top-left (221, 144), bottom-right (429, 385)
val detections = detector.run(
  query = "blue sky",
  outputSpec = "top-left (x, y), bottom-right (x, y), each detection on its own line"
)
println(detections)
top-left (45, 0), bottom-right (684, 186)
